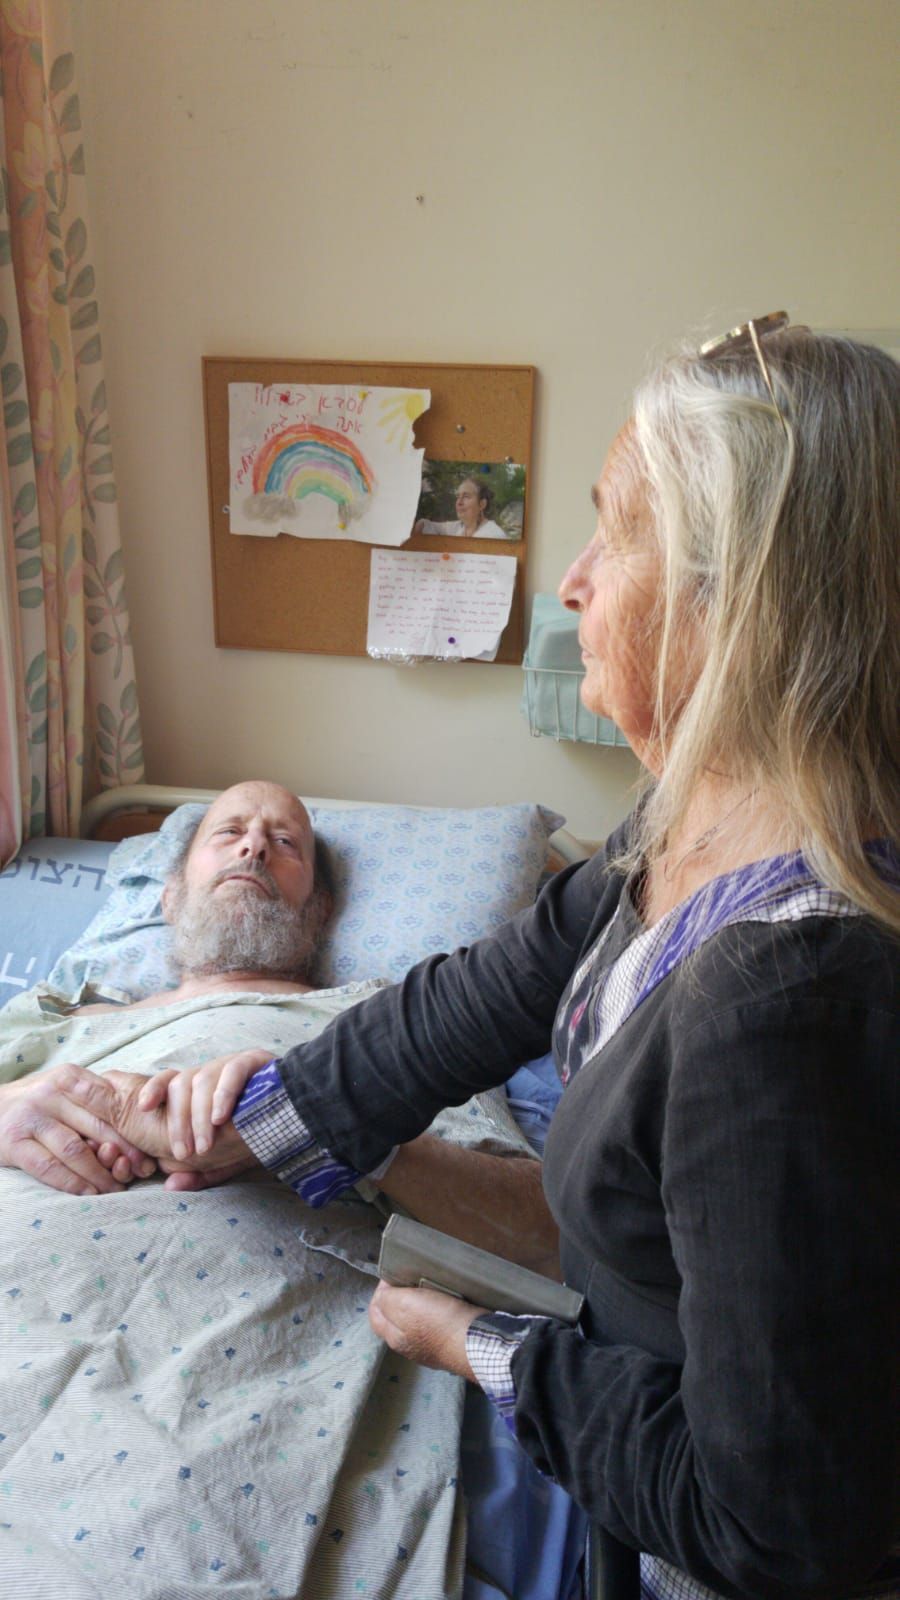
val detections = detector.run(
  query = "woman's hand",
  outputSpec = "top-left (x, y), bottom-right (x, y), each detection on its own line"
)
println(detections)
top-left (135, 1048), bottom-right (273, 1161)
top-left (98, 1068), bottom-right (261, 1191)
top-left (0, 1065), bottom-right (156, 1195)
top-left (368, 1281), bottom-right (484, 1381)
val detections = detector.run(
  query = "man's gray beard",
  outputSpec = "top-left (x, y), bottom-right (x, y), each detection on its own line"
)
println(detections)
top-left (169, 873), bottom-right (320, 984)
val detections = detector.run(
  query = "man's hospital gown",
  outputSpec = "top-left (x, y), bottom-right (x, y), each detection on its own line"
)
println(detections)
top-left (0, 982), bottom-right (530, 1598)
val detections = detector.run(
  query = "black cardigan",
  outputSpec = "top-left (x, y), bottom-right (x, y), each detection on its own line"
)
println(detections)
top-left (278, 824), bottom-right (899, 1598)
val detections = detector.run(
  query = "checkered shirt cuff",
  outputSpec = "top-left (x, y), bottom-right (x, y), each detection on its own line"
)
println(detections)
top-left (466, 1310), bottom-right (547, 1433)
top-left (233, 1059), bottom-right (363, 1207)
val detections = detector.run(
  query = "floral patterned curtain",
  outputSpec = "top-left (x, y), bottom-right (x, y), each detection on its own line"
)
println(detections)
top-left (0, 0), bottom-right (142, 858)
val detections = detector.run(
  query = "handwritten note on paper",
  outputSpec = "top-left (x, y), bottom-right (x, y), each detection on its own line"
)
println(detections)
top-left (228, 382), bottom-right (430, 545)
top-left (367, 549), bottom-right (517, 661)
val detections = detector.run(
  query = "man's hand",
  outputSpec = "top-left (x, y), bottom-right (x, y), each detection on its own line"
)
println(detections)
top-left (101, 1070), bottom-right (261, 1191)
top-left (0, 1066), bottom-right (157, 1195)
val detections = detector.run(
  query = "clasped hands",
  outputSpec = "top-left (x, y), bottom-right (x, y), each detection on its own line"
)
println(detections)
top-left (0, 1049), bottom-right (271, 1197)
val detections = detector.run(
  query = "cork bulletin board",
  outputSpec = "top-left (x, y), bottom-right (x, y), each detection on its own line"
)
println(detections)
top-left (203, 358), bottom-right (535, 664)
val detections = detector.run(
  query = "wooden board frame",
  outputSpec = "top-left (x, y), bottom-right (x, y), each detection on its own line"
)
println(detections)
top-left (203, 357), bottom-right (535, 663)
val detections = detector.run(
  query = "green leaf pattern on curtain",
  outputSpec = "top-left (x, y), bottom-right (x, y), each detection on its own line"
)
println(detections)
top-left (0, 1), bottom-right (143, 846)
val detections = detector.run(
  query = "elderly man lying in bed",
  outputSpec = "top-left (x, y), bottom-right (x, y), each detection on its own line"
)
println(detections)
top-left (0, 781), bottom-right (552, 1599)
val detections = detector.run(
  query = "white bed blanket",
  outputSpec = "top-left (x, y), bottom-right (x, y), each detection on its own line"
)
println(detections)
top-left (0, 983), bottom-right (530, 1598)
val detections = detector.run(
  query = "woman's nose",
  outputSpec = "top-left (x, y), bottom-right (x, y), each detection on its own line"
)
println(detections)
top-left (558, 545), bottom-right (592, 613)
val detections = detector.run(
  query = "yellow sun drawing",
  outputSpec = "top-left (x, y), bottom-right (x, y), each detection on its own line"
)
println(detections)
top-left (378, 390), bottom-right (429, 448)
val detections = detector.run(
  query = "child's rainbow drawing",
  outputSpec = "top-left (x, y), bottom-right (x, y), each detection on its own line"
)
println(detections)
top-left (228, 381), bottom-right (430, 545)
top-left (252, 422), bottom-right (375, 523)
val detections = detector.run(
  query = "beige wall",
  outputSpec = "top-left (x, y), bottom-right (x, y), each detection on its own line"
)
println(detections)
top-left (70, 0), bottom-right (898, 842)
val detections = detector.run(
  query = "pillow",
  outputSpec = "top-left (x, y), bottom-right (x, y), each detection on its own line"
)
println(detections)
top-left (44, 800), bottom-right (564, 1003)
top-left (0, 836), bottom-right (114, 1008)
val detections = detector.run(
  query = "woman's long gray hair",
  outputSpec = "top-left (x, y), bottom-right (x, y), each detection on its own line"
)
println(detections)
top-left (632, 326), bottom-right (899, 934)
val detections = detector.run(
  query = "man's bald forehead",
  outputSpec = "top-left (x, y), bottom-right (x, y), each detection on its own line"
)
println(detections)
top-left (195, 783), bottom-right (314, 853)
top-left (207, 780), bottom-right (308, 824)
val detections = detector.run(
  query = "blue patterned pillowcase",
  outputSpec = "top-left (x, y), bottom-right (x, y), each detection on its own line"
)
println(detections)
top-left (44, 801), bottom-right (563, 1002)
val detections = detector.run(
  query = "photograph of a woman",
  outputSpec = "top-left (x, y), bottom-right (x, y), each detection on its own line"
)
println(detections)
top-left (413, 459), bottom-right (524, 539)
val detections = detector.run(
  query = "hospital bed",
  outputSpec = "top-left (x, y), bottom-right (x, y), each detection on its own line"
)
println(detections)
top-left (0, 784), bottom-right (593, 1600)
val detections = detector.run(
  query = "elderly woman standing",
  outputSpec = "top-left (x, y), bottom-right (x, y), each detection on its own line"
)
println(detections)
top-left (134, 321), bottom-right (899, 1597)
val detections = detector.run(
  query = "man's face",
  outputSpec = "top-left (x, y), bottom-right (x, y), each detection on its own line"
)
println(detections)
top-left (163, 782), bottom-right (324, 983)
top-left (181, 782), bottom-right (315, 910)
